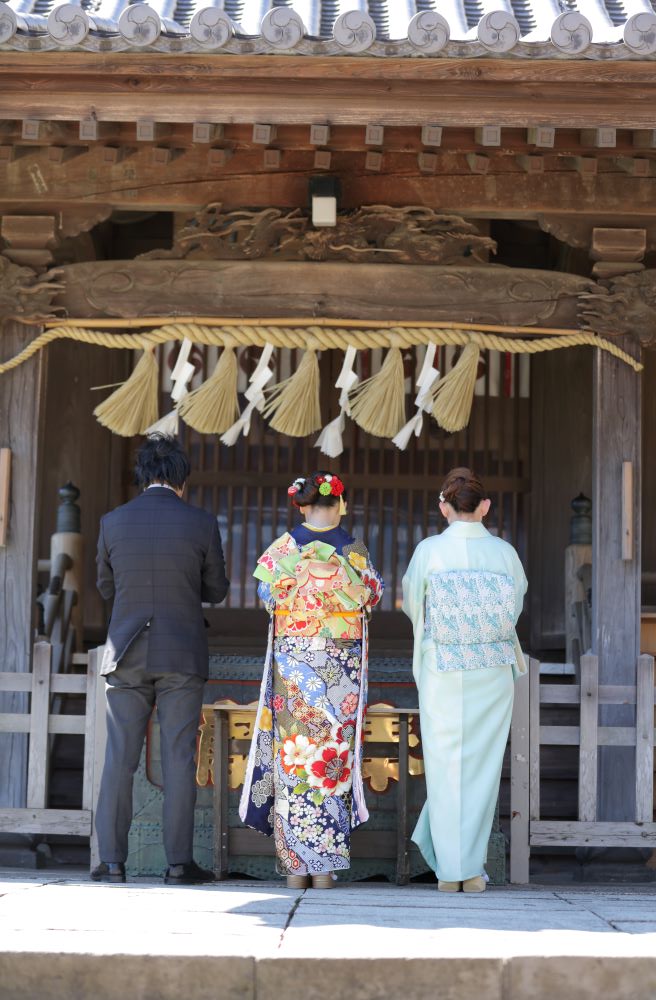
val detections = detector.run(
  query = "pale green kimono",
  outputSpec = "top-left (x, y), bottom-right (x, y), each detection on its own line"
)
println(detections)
top-left (402, 521), bottom-right (527, 882)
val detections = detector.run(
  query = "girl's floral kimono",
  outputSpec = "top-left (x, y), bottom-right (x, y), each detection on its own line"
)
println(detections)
top-left (239, 528), bottom-right (383, 877)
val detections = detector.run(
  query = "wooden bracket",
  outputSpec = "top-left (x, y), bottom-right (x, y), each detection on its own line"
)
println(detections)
top-left (632, 129), bottom-right (656, 149)
top-left (192, 123), bottom-right (224, 144)
top-left (466, 153), bottom-right (489, 174)
top-left (475, 126), bottom-right (501, 147)
top-left (421, 125), bottom-right (442, 148)
top-left (365, 124), bottom-right (384, 146)
top-left (313, 150), bottom-right (332, 170)
top-left (527, 126), bottom-right (555, 148)
top-left (207, 147), bottom-right (232, 168)
top-left (309, 124), bottom-right (330, 146)
top-left (516, 154), bottom-right (544, 174)
top-left (615, 156), bottom-right (651, 177)
top-left (417, 152), bottom-right (437, 174)
top-left (365, 150), bottom-right (383, 171)
top-left (263, 147), bottom-right (281, 169)
top-left (580, 127), bottom-right (616, 149)
top-left (252, 123), bottom-right (276, 145)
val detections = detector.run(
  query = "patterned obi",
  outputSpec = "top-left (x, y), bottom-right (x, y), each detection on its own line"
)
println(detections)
top-left (255, 534), bottom-right (382, 643)
top-left (425, 569), bottom-right (516, 672)
top-left (274, 604), bottom-right (363, 640)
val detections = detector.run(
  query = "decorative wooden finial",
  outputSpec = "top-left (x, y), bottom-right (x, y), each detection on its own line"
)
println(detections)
top-left (56, 482), bottom-right (81, 534)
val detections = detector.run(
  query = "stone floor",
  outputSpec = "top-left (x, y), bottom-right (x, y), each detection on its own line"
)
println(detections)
top-left (0, 870), bottom-right (655, 999)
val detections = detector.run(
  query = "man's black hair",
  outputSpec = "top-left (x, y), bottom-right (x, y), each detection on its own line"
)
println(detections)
top-left (134, 434), bottom-right (191, 490)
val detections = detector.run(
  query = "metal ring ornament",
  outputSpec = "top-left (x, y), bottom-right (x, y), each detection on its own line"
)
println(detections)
top-left (261, 7), bottom-right (305, 50)
top-left (118, 3), bottom-right (162, 47)
top-left (407, 11), bottom-right (450, 54)
top-left (477, 11), bottom-right (520, 53)
top-left (47, 3), bottom-right (90, 45)
top-left (550, 11), bottom-right (593, 55)
top-left (0, 1), bottom-right (17, 43)
top-left (623, 12), bottom-right (656, 55)
top-left (189, 7), bottom-right (233, 49)
top-left (333, 10), bottom-right (376, 53)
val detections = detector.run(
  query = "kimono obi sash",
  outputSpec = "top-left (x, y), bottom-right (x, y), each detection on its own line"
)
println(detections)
top-left (425, 569), bottom-right (516, 672)
top-left (274, 605), bottom-right (363, 640)
top-left (269, 547), bottom-right (367, 640)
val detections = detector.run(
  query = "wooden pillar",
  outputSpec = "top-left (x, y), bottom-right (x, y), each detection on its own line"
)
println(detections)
top-left (591, 228), bottom-right (644, 822)
top-left (0, 321), bottom-right (46, 809)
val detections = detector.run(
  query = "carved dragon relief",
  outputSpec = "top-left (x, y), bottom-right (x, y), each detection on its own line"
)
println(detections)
top-left (303, 206), bottom-right (496, 264)
top-left (579, 270), bottom-right (656, 346)
top-left (140, 203), bottom-right (497, 265)
top-left (0, 255), bottom-right (65, 329)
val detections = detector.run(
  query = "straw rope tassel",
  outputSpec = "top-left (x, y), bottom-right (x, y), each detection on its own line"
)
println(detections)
top-left (431, 341), bottom-right (480, 433)
top-left (178, 344), bottom-right (239, 434)
top-left (348, 345), bottom-right (406, 438)
top-left (262, 348), bottom-right (322, 437)
top-left (93, 347), bottom-right (159, 436)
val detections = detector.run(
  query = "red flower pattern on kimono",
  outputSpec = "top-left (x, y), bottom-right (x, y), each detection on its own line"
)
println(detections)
top-left (307, 741), bottom-right (352, 795)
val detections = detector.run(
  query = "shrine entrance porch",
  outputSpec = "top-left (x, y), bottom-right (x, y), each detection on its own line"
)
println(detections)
top-left (0, 871), bottom-right (654, 1000)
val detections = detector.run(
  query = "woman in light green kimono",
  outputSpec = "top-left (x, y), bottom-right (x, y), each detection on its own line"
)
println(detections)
top-left (402, 467), bottom-right (527, 893)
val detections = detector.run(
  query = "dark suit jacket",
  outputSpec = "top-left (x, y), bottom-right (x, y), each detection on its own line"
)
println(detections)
top-left (96, 486), bottom-right (229, 677)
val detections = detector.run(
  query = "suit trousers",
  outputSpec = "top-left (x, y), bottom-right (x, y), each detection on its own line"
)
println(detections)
top-left (94, 631), bottom-right (205, 866)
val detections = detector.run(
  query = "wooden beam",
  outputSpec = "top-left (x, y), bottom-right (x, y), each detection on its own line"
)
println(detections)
top-left (1, 121), bottom-right (656, 159)
top-left (54, 260), bottom-right (593, 327)
top-left (2, 53), bottom-right (656, 86)
top-left (1, 58), bottom-right (656, 128)
top-left (593, 335), bottom-right (642, 821)
top-left (0, 322), bottom-right (46, 811)
top-left (2, 151), bottom-right (656, 216)
top-left (0, 448), bottom-right (10, 548)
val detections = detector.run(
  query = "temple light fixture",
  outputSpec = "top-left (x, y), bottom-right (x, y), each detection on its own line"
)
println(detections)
top-left (309, 175), bottom-right (340, 227)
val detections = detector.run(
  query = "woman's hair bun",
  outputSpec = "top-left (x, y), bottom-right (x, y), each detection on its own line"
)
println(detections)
top-left (439, 467), bottom-right (486, 514)
top-left (290, 471), bottom-right (345, 509)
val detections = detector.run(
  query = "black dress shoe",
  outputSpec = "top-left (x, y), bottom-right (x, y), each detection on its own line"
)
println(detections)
top-left (90, 862), bottom-right (126, 883)
top-left (164, 860), bottom-right (216, 885)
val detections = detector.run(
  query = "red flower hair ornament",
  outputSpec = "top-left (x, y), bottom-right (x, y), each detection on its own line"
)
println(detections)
top-left (316, 473), bottom-right (345, 498)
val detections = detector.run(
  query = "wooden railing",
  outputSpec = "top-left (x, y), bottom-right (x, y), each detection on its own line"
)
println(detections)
top-left (510, 654), bottom-right (656, 883)
top-left (0, 643), bottom-right (105, 855)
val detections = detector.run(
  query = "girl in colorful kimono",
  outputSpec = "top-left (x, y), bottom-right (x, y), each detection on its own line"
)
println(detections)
top-left (402, 467), bottom-right (527, 894)
top-left (239, 471), bottom-right (384, 889)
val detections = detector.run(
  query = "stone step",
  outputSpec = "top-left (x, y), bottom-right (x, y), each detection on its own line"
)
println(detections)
top-left (0, 874), bottom-right (654, 1000)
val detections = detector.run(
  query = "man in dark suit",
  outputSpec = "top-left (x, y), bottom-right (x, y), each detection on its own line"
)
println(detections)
top-left (91, 434), bottom-right (229, 884)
